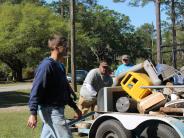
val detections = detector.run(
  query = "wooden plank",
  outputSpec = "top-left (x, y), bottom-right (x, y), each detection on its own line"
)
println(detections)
top-left (137, 92), bottom-right (165, 113)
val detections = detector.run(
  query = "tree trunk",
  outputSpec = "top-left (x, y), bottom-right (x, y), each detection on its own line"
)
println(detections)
top-left (171, 0), bottom-right (177, 68)
top-left (60, 0), bottom-right (64, 17)
top-left (14, 67), bottom-right (23, 81)
top-left (11, 61), bottom-right (23, 81)
top-left (0, 55), bottom-right (23, 82)
top-left (155, 0), bottom-right (162, 64)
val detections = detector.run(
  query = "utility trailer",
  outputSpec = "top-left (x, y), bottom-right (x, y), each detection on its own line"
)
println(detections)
top-left (89, 112), bottom-right (184, 138)
top-left (70, 86), bottom-right (184, 138)
top-left (69, 60), bottom-right (184, 137)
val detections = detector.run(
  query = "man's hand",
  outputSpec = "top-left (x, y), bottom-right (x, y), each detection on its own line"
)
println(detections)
top-left (74, 108), bottom-right (82, 119)
top-left (27, 115), bottom-right (37, 129)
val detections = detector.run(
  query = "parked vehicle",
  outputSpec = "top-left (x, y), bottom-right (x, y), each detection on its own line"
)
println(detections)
top-left (76, 70), bottom-right (88, 84)
top-left (67, 70), bottom-right (88, 84)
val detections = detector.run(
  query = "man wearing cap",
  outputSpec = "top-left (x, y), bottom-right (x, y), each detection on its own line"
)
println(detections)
top-left (77, 59), bottom-right (113, 116)
top-left (115, 54), bottom-right (134, 77)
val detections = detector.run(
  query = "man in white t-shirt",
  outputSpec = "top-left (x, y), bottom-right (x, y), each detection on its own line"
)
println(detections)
top-left (77, 59), bottom-right (113, 115)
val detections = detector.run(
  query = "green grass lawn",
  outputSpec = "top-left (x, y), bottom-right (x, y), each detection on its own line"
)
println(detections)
top-left (0, 85), bottom-right (87, 138)
top-left (0, 109), bottom-right (87, 138)
top-left (0, 112), bottom-right (41, 138)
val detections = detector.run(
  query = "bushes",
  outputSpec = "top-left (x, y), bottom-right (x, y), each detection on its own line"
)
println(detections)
top-left (0, 71), bottom-right (7, 81)
top-left (23, 68), bottom-right (34, 80)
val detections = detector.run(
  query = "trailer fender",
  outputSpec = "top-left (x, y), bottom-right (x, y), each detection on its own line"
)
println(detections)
top-left (89, 113), bottom-right (184, 138)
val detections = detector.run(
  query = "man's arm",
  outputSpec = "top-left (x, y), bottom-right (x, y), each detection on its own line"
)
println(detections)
top-left (82, 69), bottom-right (98, 97)
top-left (67, 82), bottom-right (77, 101)
top-left (28, 62), bottom-right (50, 128)
top-left (28, 66), bottom-right (46, 115)
top-left (27, 114), bottom-right (37, 129)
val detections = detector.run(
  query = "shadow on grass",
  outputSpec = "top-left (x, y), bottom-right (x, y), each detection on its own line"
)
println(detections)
top-left (0, 91), bottom-right (29, 108)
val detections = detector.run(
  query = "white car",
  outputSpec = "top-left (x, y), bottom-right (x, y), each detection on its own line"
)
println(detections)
top-left (67, 73), bottom-right (72, 82)
top-left (67, 70), bottom-right (88, 84)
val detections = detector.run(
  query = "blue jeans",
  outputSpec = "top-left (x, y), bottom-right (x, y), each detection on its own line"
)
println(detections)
top-left (38, 106), bottom-right (72, 138)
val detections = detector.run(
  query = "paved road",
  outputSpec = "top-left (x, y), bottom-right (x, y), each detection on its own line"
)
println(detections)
top-left (0, 83), bottom-right (32, 92)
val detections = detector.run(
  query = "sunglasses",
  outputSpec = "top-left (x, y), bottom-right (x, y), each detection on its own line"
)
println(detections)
top-left (123, 59), bottom-right (128, 61)
top-left (102, 66), bottom-right (108, 69)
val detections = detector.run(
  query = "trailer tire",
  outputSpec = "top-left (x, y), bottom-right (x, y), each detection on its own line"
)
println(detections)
top-left (138, 122), bottom-right (180, 138)
top-left (95, 119), bottom-right (131, 138)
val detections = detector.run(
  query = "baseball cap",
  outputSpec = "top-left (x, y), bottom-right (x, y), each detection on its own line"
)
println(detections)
top-left (100, 61), bottom-right (108, 67)
top-left (122, 55), bottom-right (129, 60)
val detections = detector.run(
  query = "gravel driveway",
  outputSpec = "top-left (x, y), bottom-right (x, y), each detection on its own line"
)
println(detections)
top-left (0, 83), bottom-right (32, 92)
top-left (0, 83), bottom-right (32, 111)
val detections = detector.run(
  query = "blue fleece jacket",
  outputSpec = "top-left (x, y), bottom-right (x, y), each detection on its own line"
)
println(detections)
top-left (29, 58), bottom-right (77, 115)
top-left (115, 64), bottom-right (134, 77)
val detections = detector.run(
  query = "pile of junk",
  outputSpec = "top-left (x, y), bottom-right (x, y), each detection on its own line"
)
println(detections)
top-left (72, 60), bottom-right (184, 131)
top-left (113, 60), bottom-right (184, 116)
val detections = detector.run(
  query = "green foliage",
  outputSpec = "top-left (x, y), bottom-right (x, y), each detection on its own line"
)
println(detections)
top-left (46, 0), bottom-right (97, 19)
top-left (22, 67), bottom-right (34, 79)
top-left (113, 0), bottom-right (184, 67)
top-left (44, 1), bottom-right (156, 70)
top-left (0, 0), bottom-right (44, 4)
top-left (0, 3), bottom-right (68, 81)
top-left (163, 0), bottom-right (184, 27)
top-left (161, 0), bottom-right (184, 67)
top-left (1, 0), bottom-right (180, 79)
top-left (135, 23), bottom-right (154, 59)
top-left (113, 0), bottom-right (155, 7)
top-left (76, 5), bottom-right (135, 67)
top-left (0, 62), bottom-right (11, 80)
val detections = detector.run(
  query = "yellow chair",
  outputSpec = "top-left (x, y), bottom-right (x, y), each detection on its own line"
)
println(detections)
top-left (121, 72), bottom-right (152, 101)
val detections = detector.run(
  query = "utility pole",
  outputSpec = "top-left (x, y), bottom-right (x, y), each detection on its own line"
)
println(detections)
top-left (151, 22), bottom-right (155, 61)
top-left (171, 0), bottom-right (177, 68)
top-left (155, 0), bottom-right (162, 64)
top-left (70, 0), bottom-right (77, 91)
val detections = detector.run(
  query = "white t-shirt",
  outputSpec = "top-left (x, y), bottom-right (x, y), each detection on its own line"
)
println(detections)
top-left (80, 68), bottom-right (113, 100)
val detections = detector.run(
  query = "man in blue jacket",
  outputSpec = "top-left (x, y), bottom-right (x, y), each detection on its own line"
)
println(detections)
top-left (115, 54), bottom-right (134, 77)
top-left (27, 34), bottom-right (82, 138)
